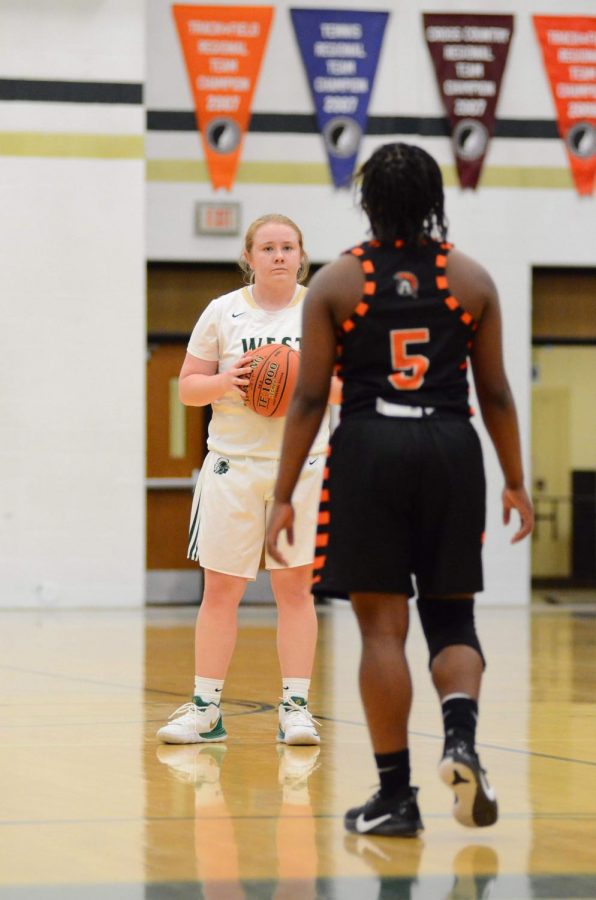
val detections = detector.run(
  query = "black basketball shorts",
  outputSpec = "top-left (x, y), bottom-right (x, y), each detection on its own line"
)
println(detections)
top-left (313, 414), bottom-right (486, 599)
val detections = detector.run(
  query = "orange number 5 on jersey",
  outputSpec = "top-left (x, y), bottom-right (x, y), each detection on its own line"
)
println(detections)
top-left (388, 328), bottom-right (430, 391)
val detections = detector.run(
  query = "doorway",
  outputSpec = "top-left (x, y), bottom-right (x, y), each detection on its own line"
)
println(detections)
top-left (531, 266), bottom-right (596, 591)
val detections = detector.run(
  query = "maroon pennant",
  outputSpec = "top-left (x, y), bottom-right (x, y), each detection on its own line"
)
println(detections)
top-left (424, 13), bottom-right (514, 189)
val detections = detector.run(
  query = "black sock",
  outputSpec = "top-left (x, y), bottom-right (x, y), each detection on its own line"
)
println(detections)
top-left (442, 695), bottom-right (478, 747)
top-left (374, 748), bottom-right (410, 799)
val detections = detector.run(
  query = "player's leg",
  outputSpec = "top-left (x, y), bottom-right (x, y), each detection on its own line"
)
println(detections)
top-left (266, 455), bottom-right (323, 745)
top-left (158, 453), bottom-right (264, 744)
top-left (417, 593), bottom-right (497, 828)
top-left (271, 564), bottom-right (319, 746)
top-left (156, 571), bottom-right (246, 744)
top-left (415, 418), bottom-right (495, 826)
top-left (344, 592), bottom-right (423, 837)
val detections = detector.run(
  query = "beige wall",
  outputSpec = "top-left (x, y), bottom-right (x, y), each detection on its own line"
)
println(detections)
top-left (532, 347), bottom-right (596, 473)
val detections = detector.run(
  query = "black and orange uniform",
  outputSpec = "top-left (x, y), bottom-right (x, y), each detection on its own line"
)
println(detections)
top-left (313, 239), bottom-right (486, 600)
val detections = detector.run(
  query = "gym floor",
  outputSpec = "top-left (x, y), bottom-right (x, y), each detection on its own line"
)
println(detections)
top-left (2, 596), bottom-right (595, 899)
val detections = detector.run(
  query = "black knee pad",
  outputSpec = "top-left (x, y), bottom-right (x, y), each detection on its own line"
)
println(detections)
top-left (416, 596), bottom-right (485, 669)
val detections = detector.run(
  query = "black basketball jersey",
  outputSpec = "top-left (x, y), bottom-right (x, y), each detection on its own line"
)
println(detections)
top-left (337, 239), bottom-right (477, 418)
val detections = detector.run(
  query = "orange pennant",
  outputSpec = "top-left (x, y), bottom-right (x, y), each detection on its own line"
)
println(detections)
top-left (533, 16), bottom-right (596, 196)
top-left (172, 5), bottom-right (274, 191)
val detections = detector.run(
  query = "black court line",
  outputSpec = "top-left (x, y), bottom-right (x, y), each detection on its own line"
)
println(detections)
top-left (0, 78), bottom-right (143, 104)
top-left (2, 663), bottom-right (595, 768)
top-left (147, 108), bottom-right (560, 138)
top-left (4, 810), bottom-right (596, 827)
top-left (3, 660), bottom-right (596, 768)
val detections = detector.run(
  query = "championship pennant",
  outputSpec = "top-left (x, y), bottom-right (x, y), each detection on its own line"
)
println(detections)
top-left (533, 16), bottom-right (596, 196)
top-left (172, 5), bottom-right (274, 191)
top-left (424, 13), bottom-right (514, 189)
top-left (290, 8), bottom-right (389, 188)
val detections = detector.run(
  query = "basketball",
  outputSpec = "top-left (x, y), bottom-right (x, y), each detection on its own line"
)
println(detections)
top-left (243, 343), bottom-right (300, 418)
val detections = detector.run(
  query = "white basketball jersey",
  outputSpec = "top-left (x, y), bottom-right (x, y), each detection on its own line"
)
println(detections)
top-left (187, 284), bottom-right (330, 458)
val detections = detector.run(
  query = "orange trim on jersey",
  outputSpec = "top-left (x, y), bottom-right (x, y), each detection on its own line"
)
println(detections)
top-left (445, 295), bottom-right (459, 311)
top-left (342, 319), bottom-right (355, 333)
top-left (459, 360), bottom-right (468, 370)
top-left (323, 467), bottom-right (329, 479)
top-left (312, 574), bottom-right (321, 585)
top-left (313, 555), bottom-right (326, 569)
top-left (362, 259), bottom-right (374, 274)
top-left (395, 240), bottom-right (404, 248)
top-left (436, 254), bottom-right (447, 268)
top-left (315, 533), bottom-right (329, 548)
top-left (318, 511), bottom-right (330, 525)
top-left (351, 246), bottom-right (365, 256)
top-left (355, 301), bottom-right (369, 316)
top-left (369, 239), bottom-right (381, 247)
top-left (363, 282), bottom-right (376, 296)
top-left (460, 311), bottom-right (473, 326)
top-left (320, 488), bottom-right (330, 502)
top-left (436, 275), bottom-right (448, 290)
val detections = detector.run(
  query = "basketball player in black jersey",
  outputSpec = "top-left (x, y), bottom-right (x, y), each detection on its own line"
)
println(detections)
top-left (266, 142), bottom-right (534, 836)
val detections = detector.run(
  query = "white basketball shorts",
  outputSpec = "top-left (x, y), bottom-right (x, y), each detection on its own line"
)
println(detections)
top-left (187, 450), bottom-right (326, 579)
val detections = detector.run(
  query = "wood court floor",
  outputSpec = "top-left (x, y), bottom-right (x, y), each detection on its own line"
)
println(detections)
top-left (1, 596), bottom-right (596, 899)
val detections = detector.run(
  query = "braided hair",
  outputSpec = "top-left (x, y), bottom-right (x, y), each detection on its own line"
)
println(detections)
top-left (356, 142), bottom-right (448, 245)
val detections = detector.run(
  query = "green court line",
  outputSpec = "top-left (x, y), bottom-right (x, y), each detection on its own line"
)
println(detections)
top-left (0, 131), bottom-right (144, 159)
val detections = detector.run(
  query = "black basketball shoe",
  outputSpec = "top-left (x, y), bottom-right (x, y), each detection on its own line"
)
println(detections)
top-left (439, 730), bottom-right (498, 828)
top-left (344, 786), bottom-right (424, 837)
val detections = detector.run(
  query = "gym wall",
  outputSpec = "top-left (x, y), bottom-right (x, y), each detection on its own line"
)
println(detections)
top-left (1, 0), bottom-right (593, 608)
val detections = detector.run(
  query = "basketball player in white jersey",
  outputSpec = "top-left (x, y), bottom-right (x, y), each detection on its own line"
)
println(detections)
top-left (157, 214), bottom-right (340, 746)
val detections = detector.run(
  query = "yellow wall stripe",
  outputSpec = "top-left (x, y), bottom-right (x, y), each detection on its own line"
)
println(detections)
top-left (147, 158), bottom-right (573, 190)
top-left (0, 135), bottom-right (573, 189)
top-left (147, 159), bottom-right (331, 184)
top-left (0, 131), bottom-right (144, 159)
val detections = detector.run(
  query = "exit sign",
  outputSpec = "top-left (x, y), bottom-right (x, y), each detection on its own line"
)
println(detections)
top-left (195, 202), bottom-right (241, 236)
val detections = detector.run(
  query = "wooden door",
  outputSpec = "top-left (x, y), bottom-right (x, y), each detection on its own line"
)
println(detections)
top-left (146, 342), bottom-right (207, 602)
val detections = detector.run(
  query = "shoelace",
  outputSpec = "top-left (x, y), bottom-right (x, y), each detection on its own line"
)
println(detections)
top-left (168, 701), bottom-right (207, 721)
top-left (280, 697), bottom-right (321, 728)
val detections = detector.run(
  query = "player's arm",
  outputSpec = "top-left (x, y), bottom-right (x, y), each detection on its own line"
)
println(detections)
top-left (178, 353), bottom-right (252, 406)
top-left (468, 271), bottom-right (534, 543)
top-left (328, 375), bottom-right (343, 405)
top-left (267, 257), bottom-right (361, 563)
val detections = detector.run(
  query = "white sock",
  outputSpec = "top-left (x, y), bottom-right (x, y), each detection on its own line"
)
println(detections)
top-left (193, 676), bottom-right (224, 707)
top-left (282, 677), bottom-right (310, 705)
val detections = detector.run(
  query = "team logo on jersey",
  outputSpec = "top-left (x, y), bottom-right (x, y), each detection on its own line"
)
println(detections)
top-left (393, 271), bottom-right (419, 298)
top-left (213, 457), bottom-right (230, 475)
